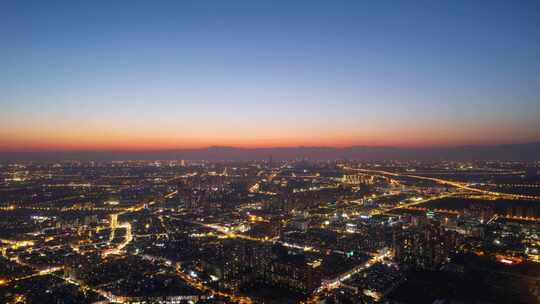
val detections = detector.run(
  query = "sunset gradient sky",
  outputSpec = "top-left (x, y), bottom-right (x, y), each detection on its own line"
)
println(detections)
top-left (1, 1), bottom-right (540, 151)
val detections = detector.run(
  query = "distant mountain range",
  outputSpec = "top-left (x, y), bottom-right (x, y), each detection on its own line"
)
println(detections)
top-left (1, 143), bottom-right (539, 162)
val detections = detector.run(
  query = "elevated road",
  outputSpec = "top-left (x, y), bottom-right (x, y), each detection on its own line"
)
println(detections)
top-left (344, 167), bottom-right (540, 201)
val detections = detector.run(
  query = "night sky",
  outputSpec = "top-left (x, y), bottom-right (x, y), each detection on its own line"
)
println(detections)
top-left (1, 1), bottom-right (539, 151)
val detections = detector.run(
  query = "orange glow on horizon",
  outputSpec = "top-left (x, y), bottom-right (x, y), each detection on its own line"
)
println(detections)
top-left (0, 134), bottom-right (535, 152)
top-left (2, 110), bottom-right (539, 152)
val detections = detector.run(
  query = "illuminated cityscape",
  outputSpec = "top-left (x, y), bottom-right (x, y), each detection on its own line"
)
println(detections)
top-left (1, 159), bottom-right (539, 303)
top-left (2, 1), bottom-right (540, 304)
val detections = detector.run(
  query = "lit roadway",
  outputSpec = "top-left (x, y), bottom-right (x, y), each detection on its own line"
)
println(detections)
top-left (1, 255), bottom-right (123, 303)
top-left (102, 221), bottom-right (133, 257)
top-left (306, 249), bottom-right (392, 303)
top-left (1, 190), bottom-right (181, 303)
top-left (174, 264), bottom-right (253, 304)
top-left (102, 190), bottom-right (179, 257)
top-left (177, 218), bottom-right (354, 255)
top-left (170, 217), bottom-right (274, 243)
top-left (344, 167), bottom-right (540, 200)
top-left (141, 254), bottom-right (253, 304)
top-left (371, 193), bottom-right (457, 216)
top-left (0, 266), bottom-right (63, 286)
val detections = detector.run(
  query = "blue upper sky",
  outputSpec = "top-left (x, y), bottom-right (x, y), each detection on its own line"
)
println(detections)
top-left (1, 1), bottom-right (539, 150)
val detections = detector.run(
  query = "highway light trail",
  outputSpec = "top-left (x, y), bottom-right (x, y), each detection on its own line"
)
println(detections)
top-left (345, 167), bottom-right (540, 200)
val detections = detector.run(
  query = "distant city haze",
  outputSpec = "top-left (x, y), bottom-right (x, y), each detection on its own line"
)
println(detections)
top-left (1, 144), bottom-right (539, 162)
top-left (1, 1), bottom-right (540, 151)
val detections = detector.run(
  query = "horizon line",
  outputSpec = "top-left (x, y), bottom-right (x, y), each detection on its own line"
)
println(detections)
top-left (1, 141), bottom-right (539, 154)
